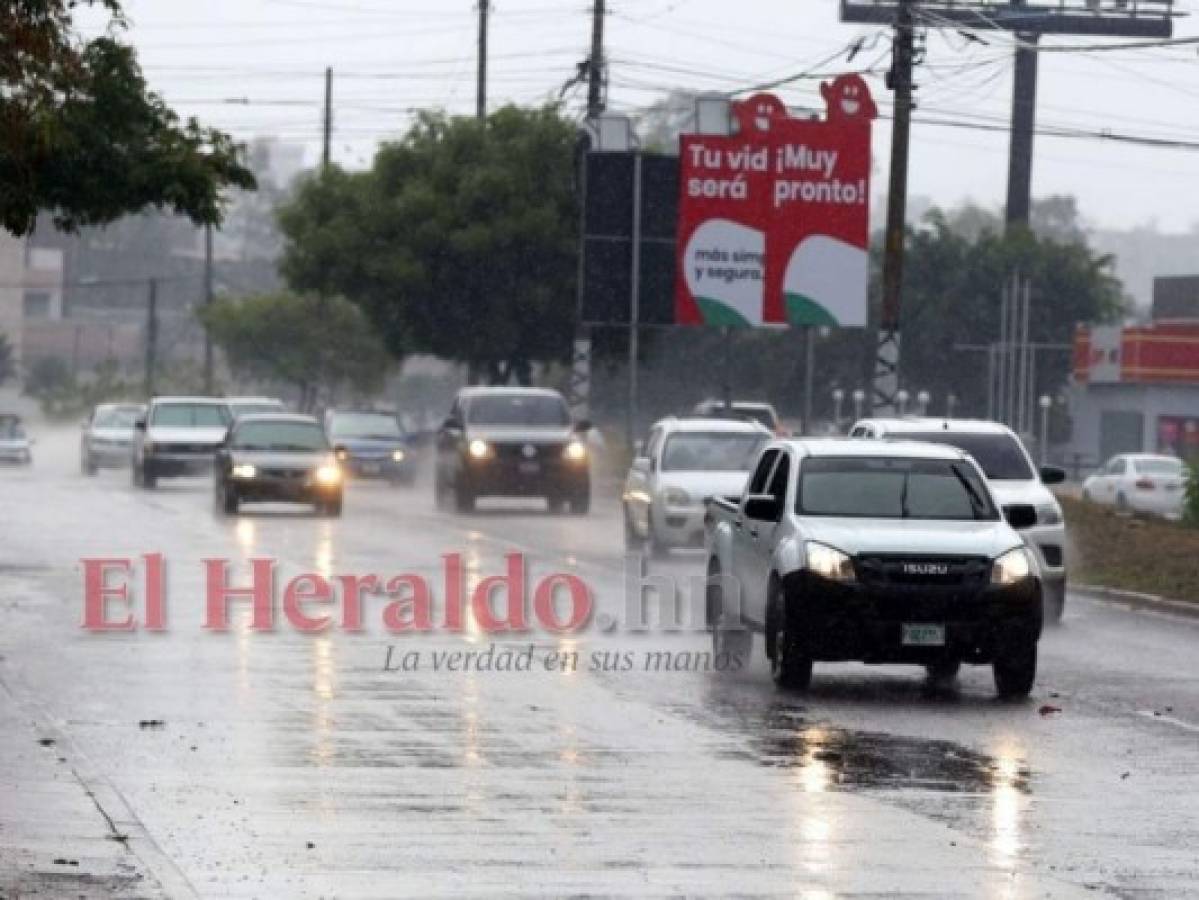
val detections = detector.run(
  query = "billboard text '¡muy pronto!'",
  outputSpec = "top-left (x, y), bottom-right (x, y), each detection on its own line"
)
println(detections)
top-left (675, 77), bottom-right (877, 327)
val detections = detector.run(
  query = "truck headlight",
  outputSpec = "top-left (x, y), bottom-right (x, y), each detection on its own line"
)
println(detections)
top-left (391, 449), bottom-right (406, 462)
top-left (806, 541), bottom-right (856, 583)
top-left (563, 440), bottom-right (587, 462)
top-left (1035, 503), bottom-right (1063, 526)
top-left (662, 486), bottom-right (691, 507)
top-left (468, 439), bottom-right (490, 460)
top-left (315, 464), bottom-right (341, 485)
top-left (991, 547), bottom-right (1033, 585)
top-left (231, 463), bottom-right (257, 479)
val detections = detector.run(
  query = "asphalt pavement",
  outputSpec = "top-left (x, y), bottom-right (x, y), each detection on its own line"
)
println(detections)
top-left (1, 428), bottom-right (1197, 898)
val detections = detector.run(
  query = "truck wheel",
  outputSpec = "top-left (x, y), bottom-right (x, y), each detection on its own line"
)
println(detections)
top-left (455, 481), bottom-right (475, 513)
top-left (708, 560), bottom-right (752, 664)
top-left (82, 451), bottom-right (96, 476)
top-left (141, 464), bottom-right (157, 489)
top-left (318, 495), bottom-right (342, 518)
top-left (769, 586), bottom-right (812, 691)
top-left (1043, 582), bottom-right (1065, 625)
top-left (993, 641), bottom-right (1037, 700)
top-left (220, 485), bottom-right (239, 515)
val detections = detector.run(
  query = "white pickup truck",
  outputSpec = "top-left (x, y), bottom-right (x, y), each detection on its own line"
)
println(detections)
top-left (703, 438), bottom-right (1045, 698)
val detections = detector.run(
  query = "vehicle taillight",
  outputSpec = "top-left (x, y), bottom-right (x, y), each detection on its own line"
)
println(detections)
top-left (1135, 477), bottom-right (1155, 490)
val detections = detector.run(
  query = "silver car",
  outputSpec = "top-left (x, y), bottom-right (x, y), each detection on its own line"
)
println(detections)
top-left (81, 403), bottom-right (144, 474)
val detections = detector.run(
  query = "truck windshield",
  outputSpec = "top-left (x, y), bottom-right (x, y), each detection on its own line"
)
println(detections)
top-left (329, 413), bottom-right (403, 440)
top-left (894, 431), bottom-right (1033, 480)
top-left (466, 394), bottom-right (569, 427)
top-left (661, 433), bottom-right (766, 471)
top-left (798, 457), bottom-right (998, 520)
top-left (151, 403), bottom-right (230, 428)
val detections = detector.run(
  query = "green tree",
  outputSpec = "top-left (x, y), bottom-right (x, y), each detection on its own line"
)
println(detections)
top-left (278, 105), bottom-right (579, 383)
top-left (0, 0), bottom-right (255, 235)
top-left (201, 293), bottom-right (393, 409)
top-left (1184, 461), bottom-right (1199, 529)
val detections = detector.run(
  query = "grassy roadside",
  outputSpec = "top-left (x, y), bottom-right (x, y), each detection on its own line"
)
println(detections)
top-left (1060, 496), bottom-right (1199, 604)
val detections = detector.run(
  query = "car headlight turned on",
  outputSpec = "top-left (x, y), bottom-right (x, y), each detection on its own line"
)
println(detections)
top-left (391, 449), bottom-right (406, 462)
top-left (231, 463), bottom-right (257, 479)
top-left (806, 541), bottom-right (856, 583)
top-left (661, 486), bottom-right (690, 507)
top-left (992, 547), bottom-right (1034, 585)
top-left (1036, 503), bottom-right (1063, 526)
top-left (468, 438), bottom-right (490, 460)
top-left (315, 463), bottom-right (341, 485)
top-left (563, 440), bottom-right (587, 462)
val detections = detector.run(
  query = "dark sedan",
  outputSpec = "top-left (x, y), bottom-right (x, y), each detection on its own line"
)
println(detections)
top-left (214, 414), bottom-right (343, 517)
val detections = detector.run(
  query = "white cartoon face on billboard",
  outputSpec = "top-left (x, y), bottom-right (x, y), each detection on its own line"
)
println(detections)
top-left (734, 94), bottom-right (790, 136)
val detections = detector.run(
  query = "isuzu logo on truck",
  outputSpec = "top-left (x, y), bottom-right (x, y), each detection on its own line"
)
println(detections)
top-left (903, 562), bottom-right (949, 576)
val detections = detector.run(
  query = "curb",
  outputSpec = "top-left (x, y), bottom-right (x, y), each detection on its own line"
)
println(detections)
top-left (1073, 583), bottom-right (1199, 621)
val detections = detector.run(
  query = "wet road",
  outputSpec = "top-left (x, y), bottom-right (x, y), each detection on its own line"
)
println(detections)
top-left (2, 431), bottom-right (1198, 898)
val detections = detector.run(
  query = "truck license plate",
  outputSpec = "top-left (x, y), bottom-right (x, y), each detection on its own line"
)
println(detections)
top-left (361, 462), bottom-right (381, 474)
top-left (518, 461), bottom-right (540, 475)
top-left (902, 623), bottom-right (946, 647)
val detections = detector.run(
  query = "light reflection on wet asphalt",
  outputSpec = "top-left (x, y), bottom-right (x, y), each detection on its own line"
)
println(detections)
top-left (0, 433), bottom-right (1197, 897)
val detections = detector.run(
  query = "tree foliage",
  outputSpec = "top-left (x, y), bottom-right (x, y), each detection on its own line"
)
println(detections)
top-left (201, 293), bottom-right (393, 407)
top-left (278, 105), bottom-right (579, 383)
top-left (0, 0), bottom-right (255, 235)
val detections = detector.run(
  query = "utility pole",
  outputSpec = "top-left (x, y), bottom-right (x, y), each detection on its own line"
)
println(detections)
top-left (144, 278), bottom-right (158, 398)
top-left (1005, 27), bottom-right (1039, 228)
top-left (322, 66), bottom-right (333, 170)
top-left (874, 0), bottom-right (914, 414)
top-left (625, 152), bottom-right (643, 449)
top-left (803, 328), bottom-right (816, 434)
top-left (203, 224), bottom-right (214, 394)
top-left (587, 0), bottom-right (606, 118)
top-left (476, 0), bottom-right (490, 120)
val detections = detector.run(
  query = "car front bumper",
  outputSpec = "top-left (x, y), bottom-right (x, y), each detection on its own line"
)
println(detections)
top-left (1019, 522), bottom-right (1067, 588)
top-left (87, 442), bottom-right (132, 467)
top-left (344, 454), bottom-right (413, 480)
top-left (145, 453), bottom-right (216, 476)
top-left (780, 569), bottom-right (1043, 665)
top-left (651, 504), bottom-right (706, 548)
top-left (462, 456), bottom-right (589, 498)
top-left (230, 473), bottom-right (341, 504)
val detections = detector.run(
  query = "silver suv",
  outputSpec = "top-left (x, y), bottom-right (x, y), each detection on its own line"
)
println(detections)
top-left (850, 418), bottom-right (1068, 622)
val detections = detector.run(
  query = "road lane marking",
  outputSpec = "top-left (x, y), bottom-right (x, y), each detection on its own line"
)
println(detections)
top-left (1136, 710), bottom-right (1199, 734)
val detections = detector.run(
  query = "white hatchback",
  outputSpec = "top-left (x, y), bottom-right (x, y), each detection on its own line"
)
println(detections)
top-left (1083, 454), bottom-right (1188, 519)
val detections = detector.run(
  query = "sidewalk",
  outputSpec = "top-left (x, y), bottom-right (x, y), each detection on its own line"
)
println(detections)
top-left (0, 675), bottom-right (169, 899)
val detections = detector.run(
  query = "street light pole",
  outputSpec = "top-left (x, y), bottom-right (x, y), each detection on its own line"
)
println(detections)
top-left (1039, 394), bottom-right (1052, 465)
top-left (832, 388), bottom-right (845, 434)
top-left (852, 389), bottom-right (865, 423)
top-left (896, 389), bottom-right (909, 417)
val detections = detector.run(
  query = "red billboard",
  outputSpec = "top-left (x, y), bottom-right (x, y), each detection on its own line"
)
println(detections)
top-left (675, 76), bottom-right (876, 327)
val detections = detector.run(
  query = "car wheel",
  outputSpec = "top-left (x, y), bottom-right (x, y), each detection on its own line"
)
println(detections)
top-left (708, 558), bottom-right (752, 664)
top-left (319, 495), bottom-right (343, 518)
top-left (141, 464), bottom-right (157, 489)
top-left (925, 659), bottom-right (961, 683)
top-left (1116, 492), bottom-right (1129, 513)
top-left (455, 480), bottom-right (475, 513)
top-left (769, 582), bottom-right (812, 691)
top-left (82, 450), bottom-right (97, 476)
top-left (220, 485), bottom-right (239, 515)
top-left (568, 489), bottom-right (590, 516)
top-left (623, 506), bottom-right (646, 553)
top-left (993, 640), bottom-right (1037, 700)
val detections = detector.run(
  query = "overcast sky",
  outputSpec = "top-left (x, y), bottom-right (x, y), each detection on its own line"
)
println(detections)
top-left (87, 0), bottom-right (1199, 232)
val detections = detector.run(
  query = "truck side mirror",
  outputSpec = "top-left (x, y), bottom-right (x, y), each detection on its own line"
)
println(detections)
top-left (442, 416), bottom-right (463, 432)
top-left (573, 418), bottom-right (592, 433)
top-left (134, 418), bottom-right (146, 431)
top-left (1003, 503), bottom-right (1038, 530)
top-left (744, 493), bottom-right (781, 522)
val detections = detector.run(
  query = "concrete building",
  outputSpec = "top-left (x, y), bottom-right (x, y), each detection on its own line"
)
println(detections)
top-left (1067, 276), bottom-right (1199, 465)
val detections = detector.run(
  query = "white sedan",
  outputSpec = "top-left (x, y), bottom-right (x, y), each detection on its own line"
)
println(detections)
top-left (622, 417), bottom-right (770, 557)
top-left (1082, 453), bottom-right (1189, 519)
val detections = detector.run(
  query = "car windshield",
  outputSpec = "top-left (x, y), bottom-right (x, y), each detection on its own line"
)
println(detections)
top-left (465, 394), bottom-right (570, 427)
top-left (151, 403), bottom-right (230, 428)
top-left (232, 420), bottom-right (326, 452)
top-left (329, 413), bottom-right (403, 440)
top-left (230, 401), bottom-right (284, 418)
top-left (1135, 458), bottom-right (1183, 475)
top-left (0, 420), bottom-right (25, 439)
top-left (661, 433), bottom-right (767, 472)
top-left (798, 456), bottom-right (998, 520)
top-left (94, 407), bottom-right (141, 429)
top-left (895, 431), bottom-right (1034, 480)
